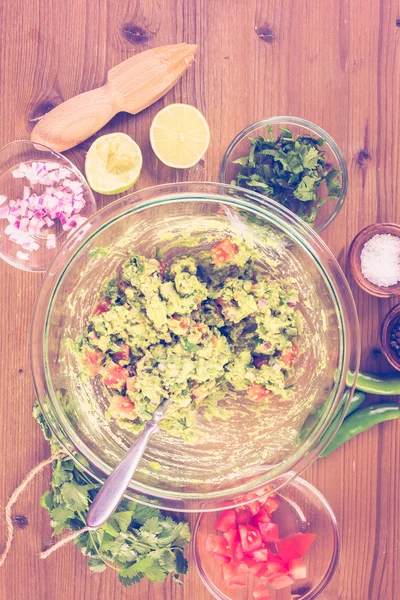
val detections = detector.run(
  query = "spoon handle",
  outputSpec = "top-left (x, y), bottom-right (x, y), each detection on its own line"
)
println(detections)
top-left (86, 420), bottom-right (159, 529)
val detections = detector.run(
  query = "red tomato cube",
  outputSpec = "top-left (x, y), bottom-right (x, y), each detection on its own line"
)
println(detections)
top-left (288, 557), bottom-right (307, 580)
top-left (253, 584), bottom-right (271, 599)
top-left (258, 522), bottom-right (279, 542)
top-left (268, 573), bottom-right (294, 589)
top-left (239, 524), bottom-right (263, 553)
top-left (275, 533), bottom-right (316, 561)
top-left (215, 509), bottom-right (237, 532)
top-left (253, 548), bottom-right (269, 563)
top-left (225, 575), bottom-right (246, 588)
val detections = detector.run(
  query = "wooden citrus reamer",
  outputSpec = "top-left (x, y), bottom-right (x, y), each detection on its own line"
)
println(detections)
top-left (31, 44), bottom-right (198, 152)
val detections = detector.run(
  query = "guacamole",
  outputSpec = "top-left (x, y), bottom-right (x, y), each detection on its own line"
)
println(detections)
top-left (75, 238), bottom-right (301, 443)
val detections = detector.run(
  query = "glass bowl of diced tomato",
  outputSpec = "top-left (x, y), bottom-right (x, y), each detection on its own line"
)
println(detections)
top-left (194, 475), bottom-right (339, 599)
top-left (30, 181), bottom-right (359, 512)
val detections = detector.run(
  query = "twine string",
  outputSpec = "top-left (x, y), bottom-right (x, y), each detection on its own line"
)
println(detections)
top-left (0, 453), bottom-right (89, 567)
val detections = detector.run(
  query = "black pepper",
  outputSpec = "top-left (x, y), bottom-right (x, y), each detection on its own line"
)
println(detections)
top-left (390, 320), bottom-right (400, 357)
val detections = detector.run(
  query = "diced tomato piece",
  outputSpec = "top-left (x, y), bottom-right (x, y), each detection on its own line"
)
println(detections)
top-left (126, 376), bottom-right (137, 395)
top-left (102, 361), bottom-right (128, 391)
top-left (275, 533), bottom-right (316, 561)
top-left (225, 575), bottom-right (246, 588)
top-left (252, 507), bottom-right (271, 525)
top-left (246, 383), bottom-right (271, 403)
top-left (250, 563), bottom-right (269, 578)
top-left (223, 530), bottom-right (239, 545)
top-left (215, 509), bottom-right (237, 533)
top-left (93, 297), bottom-right (111, 316)
top-left (280, 344), bottom-right (298, 367)
top-left (241, 556), bottom-right (257, 570)
top-left (265, 555), bottom-right (287, 575)
top-left (211, 238), bottom-right (239, 265)
top-left (236, 506), bottom-right (253, 524)
top-left (223, 531), bottom-right (243, 561)
top-left (233, 541), bottom-right (244, 561)
top-left (258, 522), bottom-right (279, 542)
top-left (207, 534), bottom-right (230, 557)
top-left (108, 395), bottom-right (135, 419)
top-left (268, 573), bottom-right (294, 589)
top-left (212, 552), bottom-right (231, 563)
top-left (253, 548), bottom-right (269, 562)
top-left (264, 495), bottom-right (280, 514)
top-left (253, 584), bottom-right (271, 599)
top-left (288, 557), bottom-right (307, 580)
top-left (82, 347), bottom-right (104, 377)
top-left (221, 562), bottom-right (239, 581)
top-left (239, 524), bottom-right (263, 553)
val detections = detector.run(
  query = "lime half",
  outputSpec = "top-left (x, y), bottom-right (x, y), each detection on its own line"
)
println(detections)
top-left (85, 133), bottom-right (143, 195)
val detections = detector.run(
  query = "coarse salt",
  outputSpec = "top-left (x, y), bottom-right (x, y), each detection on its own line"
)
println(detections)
top-left (360, 233), bottom-right (400, 287)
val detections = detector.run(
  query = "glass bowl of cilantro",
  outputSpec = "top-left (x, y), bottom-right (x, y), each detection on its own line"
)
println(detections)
top-left (220, 117), bottom-right (348, 233)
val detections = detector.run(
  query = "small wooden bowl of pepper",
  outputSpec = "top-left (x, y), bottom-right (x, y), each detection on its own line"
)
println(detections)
top-left (380, 304), bottom-right (400, 370)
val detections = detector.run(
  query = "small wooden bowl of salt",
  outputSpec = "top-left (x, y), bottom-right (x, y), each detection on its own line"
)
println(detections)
top-left (348, 223), bottom-right (400, 298)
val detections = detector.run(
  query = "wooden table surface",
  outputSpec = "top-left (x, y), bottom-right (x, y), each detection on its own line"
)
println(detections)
top-left (1, 1), bottom-right (400, 599)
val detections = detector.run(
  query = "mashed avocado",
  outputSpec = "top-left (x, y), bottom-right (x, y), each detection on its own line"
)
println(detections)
top-left (75, 238), bottom-right (301, 443)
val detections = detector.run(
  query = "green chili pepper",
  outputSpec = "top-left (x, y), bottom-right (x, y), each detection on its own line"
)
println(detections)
top-left (321, 403), bottom-right (400, 457)
top-left (346, 390), bottom-right (366, 416)
top-left (298, 390), bottom-right (365, 443)
top-left (347, 371), bottom-right (400, 395)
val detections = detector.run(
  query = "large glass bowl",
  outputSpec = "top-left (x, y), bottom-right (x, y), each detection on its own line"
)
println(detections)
top-left (193, 474), bottom-right (339, 600)
top-left (220, 117), bottom-right (348, 233)
top-left (30, 182), bottom-right (359, 512)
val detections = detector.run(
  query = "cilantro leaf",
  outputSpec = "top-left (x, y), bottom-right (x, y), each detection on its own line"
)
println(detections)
top-left (88, 556), bottom-right (107, 573)
top-left (106, 510), bottom-right (133, 534)
top-left (40, 490), bottom-right (54, 512)
top-left (132, 503), bottom-right (160, 525)
top-left (118, 572), bottom-right (144, 587)
top-left (174, 549), bottom-right (188, 574)
top-left (325, 168), bottom-right (342, 197)
top-left (158, 549), bottom-right (177, 572)
top-left (302, 146), bottom-right (320, 169)
top-left (61, 482), bottom-right (89, 512)
top-left (141, 517), bottom-right (163, 535)
top-left (293, 175), bottom-right (318, 201)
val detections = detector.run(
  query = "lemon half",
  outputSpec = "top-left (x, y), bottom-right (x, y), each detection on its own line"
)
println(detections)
top-left (150, 104), bottom-right (210, 169)
top-left (85, 133), bottom-right (142, 195)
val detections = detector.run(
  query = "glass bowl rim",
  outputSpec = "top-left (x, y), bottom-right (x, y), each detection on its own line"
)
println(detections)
top-left (219, 116), bottom-right (348, 233)
top-left (30, 181), bottom-right (359, 511)
top-left (0, 139), bottom-right (97, 273)
top-left (193, 473), bottom-right (340, 600)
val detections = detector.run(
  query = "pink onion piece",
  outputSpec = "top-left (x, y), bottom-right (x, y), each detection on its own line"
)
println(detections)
top-left (16, 251), bottom-right (29, 261)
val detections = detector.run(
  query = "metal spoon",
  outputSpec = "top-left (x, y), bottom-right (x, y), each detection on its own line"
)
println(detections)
top-left (86, 397), bottom-right (170, 529)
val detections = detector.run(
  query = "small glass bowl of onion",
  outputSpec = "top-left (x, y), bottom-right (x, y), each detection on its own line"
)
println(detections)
top-left (0, 140), bottom-right (96, 272)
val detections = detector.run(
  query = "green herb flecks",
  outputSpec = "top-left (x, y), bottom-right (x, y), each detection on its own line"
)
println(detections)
top-left (232, 127), bottom-right (342, 224)
top-left (33, 403), bottom-right (190, 588)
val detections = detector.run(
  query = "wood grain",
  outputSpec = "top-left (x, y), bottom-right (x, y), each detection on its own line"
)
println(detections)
top-left (1, 1), bottom-right (400, 599)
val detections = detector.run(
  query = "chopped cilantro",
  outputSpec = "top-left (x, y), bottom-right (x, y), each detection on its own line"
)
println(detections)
top-left (232, 128), bottom-right (343, 224)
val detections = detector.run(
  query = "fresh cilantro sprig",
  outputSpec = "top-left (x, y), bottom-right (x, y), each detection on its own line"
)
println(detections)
top-left (33, 403), bottom-right (190, 587)
top-left (232, 126), bottom-right (343, 224)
